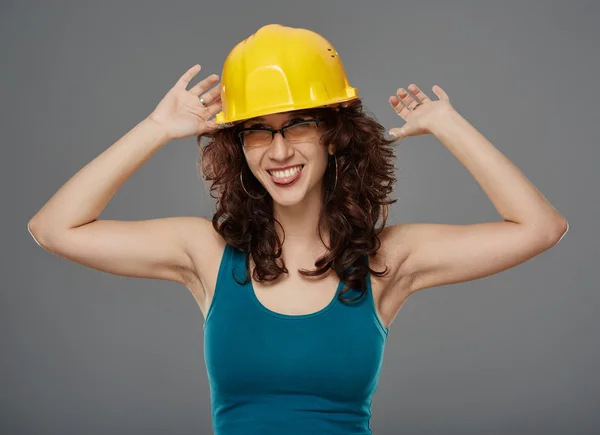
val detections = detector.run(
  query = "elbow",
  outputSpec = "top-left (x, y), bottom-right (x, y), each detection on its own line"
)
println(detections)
top-left (27, 218), bottom-right (39, 238)
top-left (27, 219), bottom-right (53, 248)
top-left (28, 219), bottom-right (44, 247)
top-left (547, 218), bottom-right (569, 246)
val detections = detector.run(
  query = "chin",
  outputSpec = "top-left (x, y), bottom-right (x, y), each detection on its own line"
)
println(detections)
top-left (262, 166), bottom-right (313, 206)
top-left (270, 192), bottom-right (307, 207)
top-left (267, 182), bottom-right (310, 207)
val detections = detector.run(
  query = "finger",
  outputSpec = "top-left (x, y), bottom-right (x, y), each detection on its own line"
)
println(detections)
top-left (432, 85), bottom-right (449, 100)
top-left (201, 95), bottom-right (223, 119)
top-left (202, 119), bottom-right (227, 134)
top-left (397, 87), bottom-right (420, 110)
top-left (201, 119), bottom-right (218, 131)
top-left (198, 92), bottom-right (221, 109)
top-left (189, 74), bottom-right (220, 97)
top-left (189, 75), bottom-right (219, 98)
top-left (196, 82), bottom-right (221, 105)
top-left (389, 95), bottom-right (410, 120)
top-left (388, 127), bottom-right (407, 140)
top-left (175, 64), bottom-right (202, 90)
top-left (408, 84), bottom-right (433, 104)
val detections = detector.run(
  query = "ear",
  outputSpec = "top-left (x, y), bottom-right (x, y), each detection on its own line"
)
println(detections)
top-left (328, 144), bottom-right (335, 155)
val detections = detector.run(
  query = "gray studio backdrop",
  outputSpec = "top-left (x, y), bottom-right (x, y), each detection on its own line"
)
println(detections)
top-left (3, 1), bottom-right (598, 434)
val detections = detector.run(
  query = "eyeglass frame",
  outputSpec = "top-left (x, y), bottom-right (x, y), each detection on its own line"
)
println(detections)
top-left (236, 118), bottom-right (325, 148)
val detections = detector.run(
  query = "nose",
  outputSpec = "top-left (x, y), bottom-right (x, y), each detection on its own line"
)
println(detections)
top-left (266, 131), bottom-right (295, 161)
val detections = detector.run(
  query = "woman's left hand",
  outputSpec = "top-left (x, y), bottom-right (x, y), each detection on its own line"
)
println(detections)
top-left (388, 84), bottom-right (455, 139)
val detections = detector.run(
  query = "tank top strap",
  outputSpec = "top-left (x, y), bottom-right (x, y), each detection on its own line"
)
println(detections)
top-left (203, 243), bottom-right (242, 328)
top-left (363, 253), bottom-right (389, 337)
top-left (337, 254), bottom-right (389, 338)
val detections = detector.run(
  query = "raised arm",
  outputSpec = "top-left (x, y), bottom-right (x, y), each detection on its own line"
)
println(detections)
top-left (28, 64), bottom-right (223, 288)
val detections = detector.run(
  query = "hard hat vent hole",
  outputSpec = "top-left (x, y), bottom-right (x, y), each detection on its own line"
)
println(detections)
top-left (331, 55), bottom-right (335, 58)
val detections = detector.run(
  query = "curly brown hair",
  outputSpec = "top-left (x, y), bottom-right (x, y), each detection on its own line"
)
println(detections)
top-left (196, 98), bottom-right (398, 303)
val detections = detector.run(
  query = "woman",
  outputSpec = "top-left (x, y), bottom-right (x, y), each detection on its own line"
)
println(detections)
top-left (28, 24), bottom-right (567, 435)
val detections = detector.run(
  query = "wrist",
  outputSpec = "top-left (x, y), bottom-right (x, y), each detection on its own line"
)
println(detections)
top-left (428, 108), bottom-right (463, 137)
top-left (143, 115), bottom-right (173, 145)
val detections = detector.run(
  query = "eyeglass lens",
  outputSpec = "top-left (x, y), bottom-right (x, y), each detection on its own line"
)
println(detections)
top-left (241, 121), bottom-right (319, 147)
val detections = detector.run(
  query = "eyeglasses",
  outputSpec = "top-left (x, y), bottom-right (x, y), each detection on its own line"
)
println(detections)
top-left (237, 118), bottom-right (324, 148)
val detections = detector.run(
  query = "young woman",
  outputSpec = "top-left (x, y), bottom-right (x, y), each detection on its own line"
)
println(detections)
top-left (28, 24), bottom-right (567, 435)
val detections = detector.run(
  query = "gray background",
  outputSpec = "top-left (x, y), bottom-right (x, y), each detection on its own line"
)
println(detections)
top-left (3, 0), bottom-right (598, 433)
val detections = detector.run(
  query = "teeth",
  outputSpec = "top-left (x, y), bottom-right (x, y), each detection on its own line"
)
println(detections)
top-left (268, 165), bottom-right (303, 179)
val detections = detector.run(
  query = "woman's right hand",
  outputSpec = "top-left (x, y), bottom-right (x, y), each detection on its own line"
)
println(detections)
top-left (147, 64), bottom-right (223, 140)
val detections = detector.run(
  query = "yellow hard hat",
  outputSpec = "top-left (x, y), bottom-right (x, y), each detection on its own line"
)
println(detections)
top-left (215, 24), bottom-right (359, 125)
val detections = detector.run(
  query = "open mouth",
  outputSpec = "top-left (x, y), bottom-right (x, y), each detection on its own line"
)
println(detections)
top-left (267, 164), bottom-right (305, 186)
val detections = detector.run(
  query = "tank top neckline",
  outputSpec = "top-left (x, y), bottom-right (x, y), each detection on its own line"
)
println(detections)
top-left (247, 274), bottom-right (344, 320)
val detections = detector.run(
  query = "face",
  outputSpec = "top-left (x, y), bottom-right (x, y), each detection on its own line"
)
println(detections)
top-left (239, 110), bottom-right (334, 207)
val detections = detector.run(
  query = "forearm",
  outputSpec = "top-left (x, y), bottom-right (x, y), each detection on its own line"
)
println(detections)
top-left (28, 117), bottom-right (171, 237)
top-left (431, 110), bottom-right (567, 232)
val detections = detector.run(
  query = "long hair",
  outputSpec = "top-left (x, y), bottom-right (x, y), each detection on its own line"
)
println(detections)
top-left (196, 98), bottom-right (398, 303)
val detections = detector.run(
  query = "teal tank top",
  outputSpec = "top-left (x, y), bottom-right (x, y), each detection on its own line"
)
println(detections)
top-left (203, 244), bottom-right (389, 434)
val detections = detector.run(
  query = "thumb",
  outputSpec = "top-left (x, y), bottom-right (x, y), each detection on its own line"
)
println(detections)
top-left (388, 127), bottom-right (406, 140)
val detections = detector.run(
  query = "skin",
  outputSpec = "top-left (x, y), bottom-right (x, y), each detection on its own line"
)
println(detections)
top-left (28, 64), bottom-right (568, 329)
top-left (239, 112), bottom-right (336, 255)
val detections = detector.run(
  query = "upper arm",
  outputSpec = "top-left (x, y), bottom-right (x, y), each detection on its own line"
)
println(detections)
top-left (28, 216), bottom-right (216, 286)
top-left (383, 220), bottom-right (567, 295)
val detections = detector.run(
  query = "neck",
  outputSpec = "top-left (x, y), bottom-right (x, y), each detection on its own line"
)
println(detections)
top-left (272, 181), bottom-right (330, 252)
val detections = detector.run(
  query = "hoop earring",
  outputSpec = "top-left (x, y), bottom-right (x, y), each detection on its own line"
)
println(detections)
top-left (240, 170), bottom-right (266, 200)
